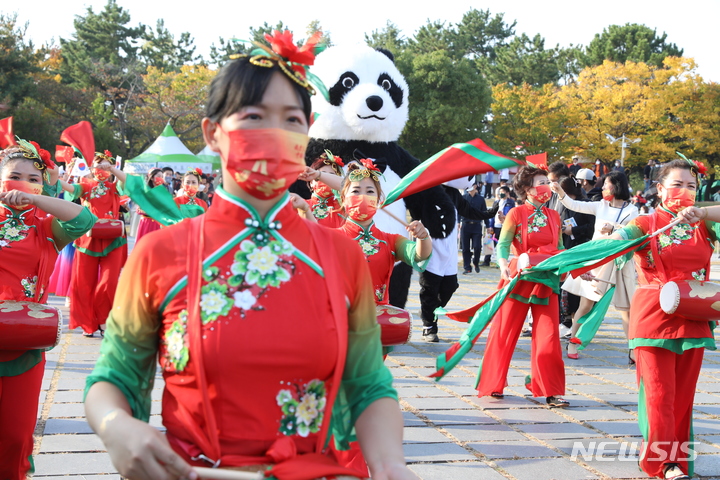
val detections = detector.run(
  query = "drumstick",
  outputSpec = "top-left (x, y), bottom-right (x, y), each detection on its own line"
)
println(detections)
top-left (380, 207), bottom-right (409, 227)
top-left (193, 468), bottom-right (359, 480)
top-left (193, 467), bottom-right (262, 480)
top-left (587, 276), bottom-right (615, 286)
top-left (649, 216), bottom-right (683, 238)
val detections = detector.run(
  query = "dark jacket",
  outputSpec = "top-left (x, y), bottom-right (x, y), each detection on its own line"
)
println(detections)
top-left (557, 198), bottom-right (594, 249)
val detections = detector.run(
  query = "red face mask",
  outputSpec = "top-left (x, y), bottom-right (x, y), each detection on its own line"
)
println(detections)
top-left (153, 176), bottom-right (165, 186)
top-left (345, 194), bottom-right (378, 222)
top-left (93, 168), bottom-right (111, 182)
top-left (602, 188), bottom-right (614, 202)
top-left (221, 128), bottom-right (308, 200)
top-left (532, 184), bottom-right (552, 204)
top-left (664, 187), bottom-right (695, 213)
top-left (313, 181), bottom-right (334, 199)
top-left (183, 184), bottom-right (198, 196)
top-left (1, 180), bottom-right (43, 209)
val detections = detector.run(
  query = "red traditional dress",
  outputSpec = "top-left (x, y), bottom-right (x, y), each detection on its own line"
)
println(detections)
top-left (339, 218), bottom-right (427, 305)
top-left (86, 187), bottom-right (395, 471)
top-left (478, 202), bottom-right (565, 397)
top-left (618, 206), bottom-right (718, 478)
top-left (174, 192), bottom-right (209, 213)
top-left (0, 203), bottom-right (94, 479)
top-left (67, 178), bottom-right (127, 334)
top-left (135, 207), bottom-right (161, 240)
top-left (308, 191), bottom-right (343, 228)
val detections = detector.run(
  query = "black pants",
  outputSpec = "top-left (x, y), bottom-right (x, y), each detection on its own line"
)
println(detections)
top-left (461, 225), bottom-right (483, 271)
top-left (419, 270), bottom-right (459, 334)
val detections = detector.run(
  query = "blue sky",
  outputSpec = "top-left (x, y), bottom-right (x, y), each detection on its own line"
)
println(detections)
top-left (8, 0), bottom-right (719, 82)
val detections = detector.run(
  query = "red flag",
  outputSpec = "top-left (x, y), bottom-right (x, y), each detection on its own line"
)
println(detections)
top-left (383, 139), bottom-right (524, 205)
top-left (526, 152), bottom-right (548, 170)
top-left (0, 117), bottom-right (16, 149)
top-left (60, 121), bottom-right (95, 163)
top-left (55, 145), bottom-right (75, 165)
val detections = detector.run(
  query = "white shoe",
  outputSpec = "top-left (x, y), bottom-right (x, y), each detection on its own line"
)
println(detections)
top-left (559, 325), bottom-right (572, 338)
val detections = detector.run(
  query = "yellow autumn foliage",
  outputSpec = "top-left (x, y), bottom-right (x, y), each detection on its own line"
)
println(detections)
top-left (490, 57), bottom-right (720, 170)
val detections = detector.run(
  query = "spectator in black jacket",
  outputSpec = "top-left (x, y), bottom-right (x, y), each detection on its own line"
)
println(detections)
top-left (460, 183), bottom-right (492, 274)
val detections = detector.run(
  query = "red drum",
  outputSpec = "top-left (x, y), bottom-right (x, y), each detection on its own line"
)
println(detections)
top-left (376, 305), bottom-right (412, 346)
top-left (89, 219), bottom-right (125, 239)
top-left (0, 300), bottom-right (62, 350)
top-left (659, 280), bottom-right (720, 321)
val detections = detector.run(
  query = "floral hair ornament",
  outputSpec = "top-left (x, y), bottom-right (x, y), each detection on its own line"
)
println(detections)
top-left (321, 149), bottom-right (345, 176)
top-left (186, 167), bottom-right (203, 178)
top-left (348, 158), bottom-right (383, 183)
top-left (10, 137), bottom-right (55, 173)
top-left (93, 150), bottom-right (116, 165)
top-left (676, 151), bottom-right (707, 176)
top-left (229, 30), bottom-right (329, 101)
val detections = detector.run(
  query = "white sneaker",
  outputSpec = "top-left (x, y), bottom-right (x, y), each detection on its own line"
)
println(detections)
top-left (559, 325), bottom-right (572, 339)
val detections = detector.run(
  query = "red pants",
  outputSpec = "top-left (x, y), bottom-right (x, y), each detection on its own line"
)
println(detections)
top-left (0, 354), bottom-right (45, 480)
top-left (477, 296), bottom-right (565, 397)
top-left (69, 246), bottom-right (127, 334)
top-left (636, 346), bottom-right (704, 478)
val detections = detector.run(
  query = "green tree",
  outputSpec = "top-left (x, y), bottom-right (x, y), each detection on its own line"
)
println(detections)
top-left (486, 33), bottom-right (563, 86)
top-left (452, 8), bottom-right (516, 60)
top-left (0, 13), bottom-right (38, 108)
top-left (139, 19), bottom-right (200, 71)
top-left (401, 50), bottom-right (491, 159)
top-left (584, 23), bottom-right (683, 68)
top-left (365, 21), bottom-right (407, 57)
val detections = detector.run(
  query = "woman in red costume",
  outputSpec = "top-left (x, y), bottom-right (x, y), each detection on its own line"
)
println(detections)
top-left (299, 151), bottom-right (345, 228)
top-left (613, 159), bottom-right (717, 480)
top-left (338, 159), bottom-right (431, 307)
top-left (61, 150), bottom-right (127, 337)
top-left (0, 140), bottom-right (95, 479)
top-left (84, 32), bottom-right (417, 480)
top-left (478, 165), bottom-right (569, 407)
top-left (135, 168), bottom-right (165, 240)
top-left (175, 168), bottom-right (209, 213)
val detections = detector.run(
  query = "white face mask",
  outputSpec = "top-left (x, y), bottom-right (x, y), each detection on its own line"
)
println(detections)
top-left (198, 184), bottom-right (206, 192)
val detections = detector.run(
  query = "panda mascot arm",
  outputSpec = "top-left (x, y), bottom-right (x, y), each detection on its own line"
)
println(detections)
top-left (306, 45), bottom-right (455, 238)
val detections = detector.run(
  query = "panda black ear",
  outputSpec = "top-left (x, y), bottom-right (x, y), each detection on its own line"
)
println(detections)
top-left (375, 48), bottom-right (395, 63)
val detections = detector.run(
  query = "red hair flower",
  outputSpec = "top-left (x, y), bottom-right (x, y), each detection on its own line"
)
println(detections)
top-left (29, 140), bottom-right (55, 169)
top-left (693, 160), bottom-right (708, 176)
top-left (360, 158), bottom-right (381, 173)
top-left (264, 30), bottom-right (324, 73)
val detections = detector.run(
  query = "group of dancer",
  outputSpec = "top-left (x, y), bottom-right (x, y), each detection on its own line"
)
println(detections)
top-left (0, 31), bottom-right (716, 480)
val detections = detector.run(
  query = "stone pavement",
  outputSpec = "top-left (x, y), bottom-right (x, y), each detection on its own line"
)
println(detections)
top-left (31, 261), bottom-right (720, 479)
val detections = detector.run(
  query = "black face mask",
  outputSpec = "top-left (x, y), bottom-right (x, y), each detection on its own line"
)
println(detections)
top-left (499, 193), bottom-right (507, 198)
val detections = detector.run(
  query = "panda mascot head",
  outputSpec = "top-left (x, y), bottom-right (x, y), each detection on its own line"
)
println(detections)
top-left (309, 45), bottom-right (408, 143)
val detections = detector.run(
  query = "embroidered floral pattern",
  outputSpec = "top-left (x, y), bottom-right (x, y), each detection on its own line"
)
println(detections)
top-left (528, 212), bottom-right (547, 232)
top-left (276, 379), bottom-right (326, 437)
top-left (657, 223), bottom-right (694, 249)
top-left (162, 309), bottom-right (189, 372)
top-left (311, 200), bottom-right (330, 220)
top-left (89, 182), bottom-right (109, 199)
top-left (229, 239), bottom-right (294, 289)
top-left (359, 236), bottom-right (380, 256)
top-left (692, 268), bottom-right (707, 281)
top-left (21, 276), bottom-right (37, 299)
top-left (0, 219), bottom-right (31, 248)
top-left (375, 284), bottom-right (387, 303)
top-left (200, 281), bottom-right (233, 324)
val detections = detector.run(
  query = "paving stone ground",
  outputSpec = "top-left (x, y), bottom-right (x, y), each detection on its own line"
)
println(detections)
top-left (30, 256), bottom-right (720, 479)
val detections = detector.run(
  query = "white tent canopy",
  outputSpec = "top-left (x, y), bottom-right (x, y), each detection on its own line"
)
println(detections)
top-left (125, 123), bottom-right (211, 174)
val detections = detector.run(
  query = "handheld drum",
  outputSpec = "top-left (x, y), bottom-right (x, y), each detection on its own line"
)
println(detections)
top-left (89, 218), bottom-right (125, 239)
top-left (659, 280), bottom-right (720, 321)
top-left (376, 305), bottom-right (412, 346)
top-left (0, 300), bottom-right (62, 350)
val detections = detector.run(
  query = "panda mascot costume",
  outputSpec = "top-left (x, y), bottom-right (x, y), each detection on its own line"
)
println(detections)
top-left (305, 44), bottom-right (456, 314)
